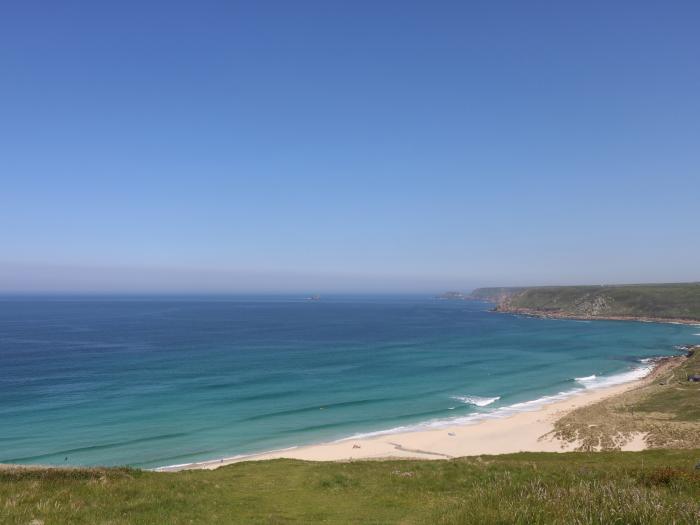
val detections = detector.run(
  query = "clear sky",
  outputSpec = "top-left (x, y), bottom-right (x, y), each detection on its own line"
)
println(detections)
top-left (2, 1), bottom-right (699, 293)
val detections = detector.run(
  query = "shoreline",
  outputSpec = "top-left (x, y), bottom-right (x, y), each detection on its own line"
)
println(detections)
top-left (491, 307), bottom-right (700, 326)
top-left (158, 354), bottom-right (686, 472)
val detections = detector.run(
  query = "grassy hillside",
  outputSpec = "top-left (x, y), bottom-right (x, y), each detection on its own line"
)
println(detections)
top-left (466, 287), bottom-right (525, 302)
top-left (552, 347), bottom-right (700, 451)
top-left (478, 282), bottom-right (700, 321)
top-left (2, 451), bottom-right (700, 524)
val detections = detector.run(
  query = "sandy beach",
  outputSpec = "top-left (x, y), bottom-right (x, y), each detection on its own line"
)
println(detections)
top-left (159, 357), bottom-right (681, 472)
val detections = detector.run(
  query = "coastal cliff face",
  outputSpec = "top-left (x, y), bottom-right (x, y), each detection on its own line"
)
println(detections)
top-left (471, 283), bottom-right (700, 323)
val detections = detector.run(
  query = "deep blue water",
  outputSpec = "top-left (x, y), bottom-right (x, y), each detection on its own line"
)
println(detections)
top-left (1, 295), bottom-right (697, 468)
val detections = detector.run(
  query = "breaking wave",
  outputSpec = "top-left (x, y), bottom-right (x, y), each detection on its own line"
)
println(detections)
top-left (574, 364), bottom-right (654, 389)
top-left (451, 395), bottom-right (500, 407)
top-left (340, 363), bottom-right (655, 442)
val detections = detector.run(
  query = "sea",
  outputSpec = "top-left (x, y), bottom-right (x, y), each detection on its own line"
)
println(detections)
top-left (1, 295), bottom-right (697, 469)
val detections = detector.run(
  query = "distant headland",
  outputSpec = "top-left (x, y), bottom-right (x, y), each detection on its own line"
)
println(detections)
top-left (466, 282), bottom-right (700, 324)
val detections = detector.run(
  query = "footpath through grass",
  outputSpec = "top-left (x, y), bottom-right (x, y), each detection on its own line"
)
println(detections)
top-left (2, 450), bottom-right (700, 524)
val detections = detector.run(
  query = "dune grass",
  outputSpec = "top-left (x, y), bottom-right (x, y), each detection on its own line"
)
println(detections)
top-left (552, 349), bottom-right (700, 451)
top-left (2, 450), bottom-right (700, 524)
top-left (3, 352), bottom-right (699, 523)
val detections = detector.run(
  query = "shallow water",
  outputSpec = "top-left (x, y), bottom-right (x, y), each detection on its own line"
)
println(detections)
top-left (0, 295), bottom-right (696, 468)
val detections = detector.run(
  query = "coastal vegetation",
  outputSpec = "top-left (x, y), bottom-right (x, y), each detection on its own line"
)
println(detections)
top-left (2, 450), bottom-right (700, 524)
top-left (466, 286), bottom-right (525, 302)
top-left (552, 347), bottom-right (700, 451)
top-left (470, 282), bottom-right (700, 321)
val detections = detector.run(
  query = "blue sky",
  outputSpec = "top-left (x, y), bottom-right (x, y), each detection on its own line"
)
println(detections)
top-left (1, 1), bottom-right (699, 292)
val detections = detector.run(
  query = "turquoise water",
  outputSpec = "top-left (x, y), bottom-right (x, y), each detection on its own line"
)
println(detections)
top-left (1, 295), bottom-right (697, 468)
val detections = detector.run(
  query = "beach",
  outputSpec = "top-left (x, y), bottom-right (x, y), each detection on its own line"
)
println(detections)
top-left (161, 356), bottom-right (682, 471)
top-left (4, 297), bottom-right (695, 469)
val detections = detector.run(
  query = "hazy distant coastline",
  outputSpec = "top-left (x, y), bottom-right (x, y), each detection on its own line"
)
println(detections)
top-left (464, 282), bottom-right (700, 324)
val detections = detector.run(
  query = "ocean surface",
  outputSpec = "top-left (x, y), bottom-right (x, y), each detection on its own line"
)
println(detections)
top-left (1, 295), bottom-right (697, 469)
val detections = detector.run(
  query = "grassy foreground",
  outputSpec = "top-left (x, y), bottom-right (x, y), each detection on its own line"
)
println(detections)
top-left (2, 451), bottom-right (700, 524)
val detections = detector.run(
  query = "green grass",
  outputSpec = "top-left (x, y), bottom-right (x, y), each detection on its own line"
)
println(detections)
top-left (2, 451), bottom-right (700, 524)
top-left (467, 287), bottom-right (525, 301)
top-left (477, 282), bottom-right (700, 320)
top-left (632, 353), bottom-right (700, 422)
top-left (633, 387), bottom-right (700, 421)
